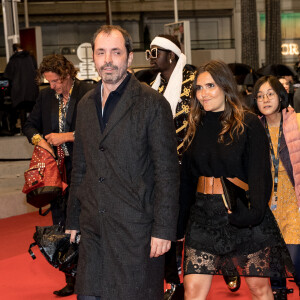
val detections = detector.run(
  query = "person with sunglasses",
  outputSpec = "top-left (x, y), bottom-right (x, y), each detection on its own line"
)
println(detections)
top-left (147, 34), bottom-right (196, 137)
top-left (146, 34), bottom-right (196, 300)
top-left (253, 75), bottom-right (300, 298)
top-left (147, 35), bottom-right (196, 162)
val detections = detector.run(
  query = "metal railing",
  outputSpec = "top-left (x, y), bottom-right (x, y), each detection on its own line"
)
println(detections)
top-left (191, 39), bottom-right (235, 50)
top-left (0, 39), bottom-right (236, 59)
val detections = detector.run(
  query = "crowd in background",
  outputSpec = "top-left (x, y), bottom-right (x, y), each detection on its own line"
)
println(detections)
top-left (1, 25), bottom-right (300, 300)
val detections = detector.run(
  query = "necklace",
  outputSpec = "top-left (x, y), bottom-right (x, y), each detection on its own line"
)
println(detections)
top-left (264, 115), bottom-right (283, 211)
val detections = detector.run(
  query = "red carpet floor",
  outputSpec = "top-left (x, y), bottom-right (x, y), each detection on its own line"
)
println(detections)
top-left (0, 212), bottom-right (299, 299)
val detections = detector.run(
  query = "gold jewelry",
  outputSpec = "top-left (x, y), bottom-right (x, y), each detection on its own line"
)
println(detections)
top-left (31, 134), bottom-right (42, 145)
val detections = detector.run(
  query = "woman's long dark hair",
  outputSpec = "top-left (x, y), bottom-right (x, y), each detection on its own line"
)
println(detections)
top-left (184, 60), bottom-right (245, 148)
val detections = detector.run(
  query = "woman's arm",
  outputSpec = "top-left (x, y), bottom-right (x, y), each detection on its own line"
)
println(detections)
top-left (228, 115), bottom-right (273, 227)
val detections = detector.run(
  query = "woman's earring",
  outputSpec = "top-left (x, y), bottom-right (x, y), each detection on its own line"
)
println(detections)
top-left (169, 59), bottom-right (172, 64)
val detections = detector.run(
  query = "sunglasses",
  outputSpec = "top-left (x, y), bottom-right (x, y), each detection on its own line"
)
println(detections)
top-left (145, 47), bottom-right (170, 60)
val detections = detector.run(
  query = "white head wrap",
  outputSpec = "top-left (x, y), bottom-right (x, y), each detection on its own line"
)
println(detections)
top-left (150, 37), bottom-right (186, 117)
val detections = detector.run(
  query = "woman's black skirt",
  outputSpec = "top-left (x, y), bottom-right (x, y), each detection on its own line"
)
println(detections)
top-left (184, 193), bottom-right (294, 278)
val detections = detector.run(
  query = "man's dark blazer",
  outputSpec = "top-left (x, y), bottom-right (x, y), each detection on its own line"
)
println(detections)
top-left (23, 78), bottom-right (94, 228)
top-left (23, 78), bottom-right (94, 163)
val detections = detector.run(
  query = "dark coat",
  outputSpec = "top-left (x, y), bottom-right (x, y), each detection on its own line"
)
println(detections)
top-left (4, 50), bottom-right (39, 107)
top-left (66, 75), bottom-right (180, 300)
top-left (23, 78), bottom-right (94, 180)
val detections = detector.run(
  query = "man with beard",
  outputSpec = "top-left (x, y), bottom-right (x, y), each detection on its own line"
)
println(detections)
top-left (65, 25), bottom-right (179, 300)
top-left (147, 35), bottom-right (196, 300)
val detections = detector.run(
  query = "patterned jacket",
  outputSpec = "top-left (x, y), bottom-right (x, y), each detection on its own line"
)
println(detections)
top-left (153, 64), bottom-right (196, 162)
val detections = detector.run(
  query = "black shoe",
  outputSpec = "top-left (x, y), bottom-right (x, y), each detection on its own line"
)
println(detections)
top-left (272, 288), bottom-right (288, 300)
top-left (223, 275), bottom-right (241, 292)
top-left (164, 283), bottom-right (184, 300)
top-left (272, 288), bottom-right (294, 300)
top-left (53, 283), bottom-right (74, 297)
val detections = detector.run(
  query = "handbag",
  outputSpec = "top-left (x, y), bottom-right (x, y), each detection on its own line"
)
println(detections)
top-left (28, 225), bottom-right (79, 276)
top-left (22, 145), bottom-right (68, 215)
top-left (220, 177), bottom-right (250, 212)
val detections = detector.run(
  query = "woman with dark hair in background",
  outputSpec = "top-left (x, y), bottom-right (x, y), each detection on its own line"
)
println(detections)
top-left (179, 60), bottom-right (294, 300)
top-left (278, 76), bottom-right (294, 108)
top-left (253, 75), bottom-right (300, 298)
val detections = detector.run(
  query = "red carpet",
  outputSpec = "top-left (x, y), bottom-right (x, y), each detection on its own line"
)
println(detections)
top-left (0, 212), bottom-right (299, 299)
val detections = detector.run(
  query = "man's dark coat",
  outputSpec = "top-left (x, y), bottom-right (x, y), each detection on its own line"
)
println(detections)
top-left (66, 75), bottom-right (180, 300)
top-left (4, 50), bottom-right (39, 107)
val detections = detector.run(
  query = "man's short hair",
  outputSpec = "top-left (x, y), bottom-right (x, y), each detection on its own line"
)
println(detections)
top-left (91, 25), bottom-right (133, 57)
top-left (12, 43), bottom-right (21, 52)
top-left (38, 54), bottom-right (78, 81)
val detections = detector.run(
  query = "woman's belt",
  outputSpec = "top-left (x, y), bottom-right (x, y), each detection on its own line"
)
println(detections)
top-left (197, 176), bottom-right (249, 195)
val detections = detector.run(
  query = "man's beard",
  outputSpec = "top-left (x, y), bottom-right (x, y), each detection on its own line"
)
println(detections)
top-left (99, 62), bottom-right (127, 85)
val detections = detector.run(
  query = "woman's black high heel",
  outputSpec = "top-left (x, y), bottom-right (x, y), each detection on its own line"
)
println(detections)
top-left (223, 275), bottom-right (241, 292)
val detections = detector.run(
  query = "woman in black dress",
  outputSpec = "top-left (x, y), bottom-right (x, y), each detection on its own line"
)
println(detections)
top-left (179, 60), bottom-right (294, 299)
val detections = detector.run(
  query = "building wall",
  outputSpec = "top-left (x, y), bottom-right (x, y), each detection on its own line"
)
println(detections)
top-left (133, 48), bottom-right (235, 69)
top-left (1, 0), bottom-right (300, 72)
